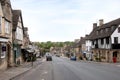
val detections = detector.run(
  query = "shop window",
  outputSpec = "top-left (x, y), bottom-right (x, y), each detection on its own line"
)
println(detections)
top-left (1, 44), bottom-right (6, 58)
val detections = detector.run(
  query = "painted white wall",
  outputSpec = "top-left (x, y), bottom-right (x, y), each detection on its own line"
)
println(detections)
top-left (98, 38), bottom-right (111, 49)
top-left (111, 26), bottom-right (120, 44)
top-left (85, 40), bottom-right (92, 51)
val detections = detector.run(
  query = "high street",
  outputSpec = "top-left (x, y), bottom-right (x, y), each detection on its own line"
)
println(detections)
top-left (12, 56), bottom-right (120, 80)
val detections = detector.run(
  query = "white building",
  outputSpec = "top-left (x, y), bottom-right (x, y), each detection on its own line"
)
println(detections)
top-left (88, 18), bottom-right (120, 62)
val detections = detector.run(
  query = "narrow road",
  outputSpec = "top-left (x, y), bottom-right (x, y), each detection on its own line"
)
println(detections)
top-left (12, 56), bottom-right (120, 80)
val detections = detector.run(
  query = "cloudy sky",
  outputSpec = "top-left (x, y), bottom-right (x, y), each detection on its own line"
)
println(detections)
top-left (11, 0), bottom-right (120, 42)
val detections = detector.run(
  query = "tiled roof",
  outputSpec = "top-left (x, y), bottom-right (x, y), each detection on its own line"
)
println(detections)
top-left (72, 37), bottom-right (86, 48)
top-left (88, 18), bottom-right (120, 40)
top-left (12, 10), bottom-right (23, 31)
top-left (1, 0), bottom-right (12, 21)
top-left (79, 37), bottom-right (86, 47)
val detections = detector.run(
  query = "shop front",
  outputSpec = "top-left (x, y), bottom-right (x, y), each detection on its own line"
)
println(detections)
top-left (0, 38), bottom-right (9, 70)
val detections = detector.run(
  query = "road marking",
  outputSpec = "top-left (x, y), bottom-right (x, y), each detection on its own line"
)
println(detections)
top-left (42, 58), bottom-right (46, 62)
top-left (41, 79), bottom-right (45, 80)
top-left (44, 71), bottom-right (48, 74)
top-left (117, 65), bottom-right (120, 67)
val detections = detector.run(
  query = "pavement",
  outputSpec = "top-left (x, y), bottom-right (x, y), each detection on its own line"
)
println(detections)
top-left (0, 58), bottom-right (44, 80)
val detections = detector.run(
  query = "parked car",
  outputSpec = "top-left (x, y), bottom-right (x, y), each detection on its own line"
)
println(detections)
top-left (70, 56), bottom-right (76, 61)
top-left (45, 52), bottom-right (52, 61)
top-left (56, 54), bottom-right (60, 57)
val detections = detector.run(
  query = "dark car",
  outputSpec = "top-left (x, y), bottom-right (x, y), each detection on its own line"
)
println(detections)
top-left (56, 54), bottom-right (60, 57)
top-left (70, 56), bottom-right (76, 61)
top-left (45, 53), bottom-right (52, 61)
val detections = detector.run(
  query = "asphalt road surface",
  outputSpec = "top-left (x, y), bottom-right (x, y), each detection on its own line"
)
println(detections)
top-left (12, 56), bottom-right (120, 80)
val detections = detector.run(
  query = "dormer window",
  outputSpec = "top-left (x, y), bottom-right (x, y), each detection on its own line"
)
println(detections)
top-left (96, 31), bottom-right (98, 35)
top-left (101, 29), bottom-right (103, 33)
top-left (5, 20), bottom-right (10, 34)
top-left (106, 28), bottom-right (108, 32)
top-left (111, 26), bottom-right (114, 31)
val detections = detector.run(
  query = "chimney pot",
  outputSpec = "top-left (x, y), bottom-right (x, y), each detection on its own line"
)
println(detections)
top-left (99, 19), bottom-right (104, 26)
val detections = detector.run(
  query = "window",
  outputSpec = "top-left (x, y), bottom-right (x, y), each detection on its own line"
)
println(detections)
top-left (96, 31), bottom-right (98, 35)
top-left (118, 27), bottom-right (120, 33)
top-left (106, 28), bottom-right (108, 32)
top-left (0, 16), bottom-right (2, 33)
top-left (101, 38), bottom-right (104, 44)
top-left (92, 41), bottom-right (94, 45)
top-left (101, 29), bottom-right (103, 34)
top-left (114, 37), bottom-right (118, 44)
top-left (106, 37), bottom-right (109, 44)
top-left (5, 21), bottom-right (10, 34)
top-left (111, 26), bottom-right (115, 31)
top-left (16, 27), bottom-right (23, 40)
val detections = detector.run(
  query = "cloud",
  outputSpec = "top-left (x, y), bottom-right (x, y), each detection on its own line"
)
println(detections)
top-left (11, 0), bottom-right (120, 42)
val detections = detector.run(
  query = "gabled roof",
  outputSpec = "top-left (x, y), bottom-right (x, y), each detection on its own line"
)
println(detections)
top-left (1, 0), bottom-right (12, 22)
top-left (88, 18), bottom-right (120, 40)
top-left (12, 10), bottom-right (24, 33)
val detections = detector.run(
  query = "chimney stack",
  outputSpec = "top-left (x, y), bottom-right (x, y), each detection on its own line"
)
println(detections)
top-left (99, 19), bottom-right (104, 26)
top-left (93, 23), bottom-right (97, 29)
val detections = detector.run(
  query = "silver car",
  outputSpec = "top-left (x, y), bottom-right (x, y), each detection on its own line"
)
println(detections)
top-left (45, 52), bottom-right (52, 61)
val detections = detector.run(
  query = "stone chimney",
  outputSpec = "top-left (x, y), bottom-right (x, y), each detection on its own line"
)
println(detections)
top-left (99, 19), bottom-right (104, 26)
top-left (93, 23), bottom-right (97, 29)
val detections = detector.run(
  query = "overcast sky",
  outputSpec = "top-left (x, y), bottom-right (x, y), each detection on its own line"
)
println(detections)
top-left (11, 0), bottom-right (120, 42)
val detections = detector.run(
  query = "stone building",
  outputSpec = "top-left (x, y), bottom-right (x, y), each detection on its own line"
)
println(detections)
top-left (12, 10), bottom-right (25, 65)
top-left (0, 0), bottom-right (13, 70)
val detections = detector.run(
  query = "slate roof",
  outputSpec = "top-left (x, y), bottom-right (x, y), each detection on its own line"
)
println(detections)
top-left (88, 18), bottom-right (120, 40)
